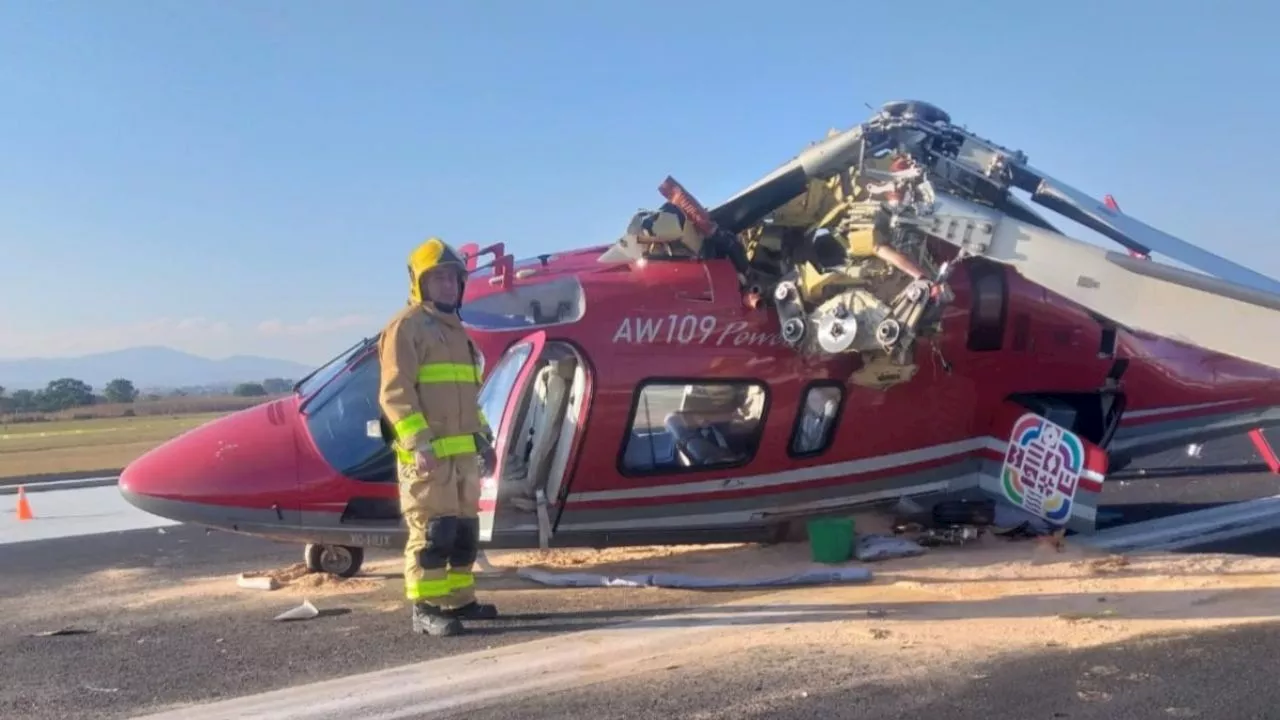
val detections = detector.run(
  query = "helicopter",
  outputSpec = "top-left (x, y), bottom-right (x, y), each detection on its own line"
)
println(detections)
top-left (118, 100), bottom-right (1280, 578)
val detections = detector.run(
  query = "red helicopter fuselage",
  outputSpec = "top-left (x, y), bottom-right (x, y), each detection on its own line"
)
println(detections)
top-left (118, 238), bottom-right (1280, 563)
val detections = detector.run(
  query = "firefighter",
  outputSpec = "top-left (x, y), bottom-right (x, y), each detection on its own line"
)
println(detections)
top-left (377, 236), bottom-right (498, 637)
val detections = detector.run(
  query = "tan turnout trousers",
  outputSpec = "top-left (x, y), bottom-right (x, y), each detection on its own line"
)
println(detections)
top-left (398, 454), bottom-right (483, 610)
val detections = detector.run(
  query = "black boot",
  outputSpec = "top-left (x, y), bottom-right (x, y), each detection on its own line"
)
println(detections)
top-left (446, 600), bottom-right (498, 620)
top-left (412, 603), bottom-right (464, 637)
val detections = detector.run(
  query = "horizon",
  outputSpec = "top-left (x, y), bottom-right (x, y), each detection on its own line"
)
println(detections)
top-left (4, 2), bottom-right (1278, 364)
top-left (0, 345), bottom-right (326, 393)
top-left (0, 343), bottom-right (330, 365)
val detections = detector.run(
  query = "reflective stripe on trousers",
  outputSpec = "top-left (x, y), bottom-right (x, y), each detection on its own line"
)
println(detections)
top-left (394, 433), bottom-right (477, 464)
top-left (405, 570), bottom-right (475, 601)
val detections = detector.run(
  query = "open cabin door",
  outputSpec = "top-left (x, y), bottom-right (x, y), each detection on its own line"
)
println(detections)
top-left (476, 331), bottom-right (547, 543)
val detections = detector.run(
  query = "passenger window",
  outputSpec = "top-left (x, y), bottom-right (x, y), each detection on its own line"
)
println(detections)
top-left (621, 381), bottom-right (767, 474)
top-left (790, 384), bottom-right (843, 456)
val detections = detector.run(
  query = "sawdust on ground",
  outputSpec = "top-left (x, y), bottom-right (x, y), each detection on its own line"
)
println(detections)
top-left (17, 506), bottom-right (1280, 672)
top-left (476, 514), bottom-right (1280, 691)
top-left (1, 559), bottom-right (398, 628)
top-left (238, 562), bottom-right (387, 594)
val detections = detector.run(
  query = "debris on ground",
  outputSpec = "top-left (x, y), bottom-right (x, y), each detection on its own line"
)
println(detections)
top-left (29, 627), bottom-right (95, 637)
top-left (236, 574), bottom-right (279, 591)
top-left (878, 494), bottom-right (1061, 556)
top-left (853, 534), bottom-right (926, 562)
top-left (235, 563), bottom-right (384, 595)
top-left (515, 564), bottom-right (874, 589)
top-left (1087, 554), bottom-right (1132, 574)
top-left (273, 599), bottom-right (319, 622)
top-left (915, 526), bottom-right (982, 547)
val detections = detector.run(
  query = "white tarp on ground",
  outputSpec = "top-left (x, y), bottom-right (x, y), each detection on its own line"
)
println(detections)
top-left (516, 565), bottom-right (873, 589)
top-left (0, 485), bottom-right (177, 545)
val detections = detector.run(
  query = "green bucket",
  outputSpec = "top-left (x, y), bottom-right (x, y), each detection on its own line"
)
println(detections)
top-left (807, 516), bottom-right (855, 564)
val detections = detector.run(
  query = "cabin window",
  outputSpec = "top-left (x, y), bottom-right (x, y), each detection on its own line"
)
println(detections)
top-left (620, 381), bottom-right (768, 474)
top-left (789, 384), bottom-right (843, 457)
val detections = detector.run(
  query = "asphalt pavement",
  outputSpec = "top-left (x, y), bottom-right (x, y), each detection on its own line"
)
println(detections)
top-left (0, 524), bottom-right (766, 720)
top-left (448, 620), bottom-right (1279, 720)
top-left (3, 429), bottom-right (1280, 719)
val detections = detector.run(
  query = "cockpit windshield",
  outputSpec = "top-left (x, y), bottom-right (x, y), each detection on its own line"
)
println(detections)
top-left (299, 337), bottom-right (538, 483)
top-left (295, 337), bottom-right (374, 399)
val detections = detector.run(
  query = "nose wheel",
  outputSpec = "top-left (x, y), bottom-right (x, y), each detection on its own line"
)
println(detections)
top-left (303, 543), bottom-right (365, 578)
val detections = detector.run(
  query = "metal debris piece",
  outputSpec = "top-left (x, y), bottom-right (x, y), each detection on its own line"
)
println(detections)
top-left (237, 573), bottom-right (280, 591)
top-left (274, 599), bottom-right (320, 622)
top-left (916, 525), bottom-right (981, 547)
top-left (31, 627), bottom-right (95, 637)
top-left (854, 534), bottom-right (927, 561)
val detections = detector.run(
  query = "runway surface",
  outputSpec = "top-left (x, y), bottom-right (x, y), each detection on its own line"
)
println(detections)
top-left (2, 429), bottom-right (1279, 719)
top-left (0, 522), bottom-right (769, 720)
top-left (444, 620), bottom-right (1280, 720)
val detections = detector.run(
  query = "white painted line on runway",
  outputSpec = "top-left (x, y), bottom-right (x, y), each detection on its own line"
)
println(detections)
top-left (1080, 493), bottom-right (1280, 553)
top-left (129, 596), bottom-right (819, 720)
top-left (1, 484), bottom-right (177, 546)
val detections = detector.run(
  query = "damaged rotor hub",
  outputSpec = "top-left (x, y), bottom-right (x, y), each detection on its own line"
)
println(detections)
top-left (877, 100), bottom-right (952, 126)
top-left (816, 313), bottom-right (860, 354)
top-left (772, 280), bottom-right (810, 347)
top-left (782, 318), bottom-right (806, 345)
top-left (876, 319), bottom-right (901, 347)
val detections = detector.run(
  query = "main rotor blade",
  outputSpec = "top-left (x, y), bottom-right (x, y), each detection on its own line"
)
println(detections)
top-left (922, 194), bottom-right (1280, 372)
top-left (1022, 167), bottom-right (1280, 296)
top-left (710, 125), bottom-right (870, 234)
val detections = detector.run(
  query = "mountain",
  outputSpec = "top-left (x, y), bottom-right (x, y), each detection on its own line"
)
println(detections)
top-left (0, 346), bottom-right (315, 391)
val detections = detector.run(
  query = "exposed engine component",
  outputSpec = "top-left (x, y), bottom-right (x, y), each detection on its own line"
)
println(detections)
top-left (599, 97), bottom-right (1280, 384)
top-left (737, 136), bottom-right (954, 386)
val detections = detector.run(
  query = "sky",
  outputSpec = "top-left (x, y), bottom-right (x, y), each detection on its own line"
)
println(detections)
top-left (2, 0), bottom-right (1278, 367)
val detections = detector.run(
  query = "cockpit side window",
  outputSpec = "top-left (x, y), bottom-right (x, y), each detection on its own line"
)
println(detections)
top-left (460, 276), bottom-right (587, 331)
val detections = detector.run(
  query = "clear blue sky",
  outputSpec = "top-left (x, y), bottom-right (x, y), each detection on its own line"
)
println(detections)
top-left (2, 0), bottom-right (1277, 366)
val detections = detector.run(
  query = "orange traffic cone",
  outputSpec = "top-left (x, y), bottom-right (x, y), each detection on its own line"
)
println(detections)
top-left (15, 486), bottom-right (33, 521)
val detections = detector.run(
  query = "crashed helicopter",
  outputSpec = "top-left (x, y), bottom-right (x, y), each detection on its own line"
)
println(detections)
top-left (119, 100), bottom-right (1280, 577)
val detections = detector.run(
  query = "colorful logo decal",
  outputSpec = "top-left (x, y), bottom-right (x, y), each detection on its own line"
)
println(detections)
top-left (1000, 413), bottom-right (1084, 524)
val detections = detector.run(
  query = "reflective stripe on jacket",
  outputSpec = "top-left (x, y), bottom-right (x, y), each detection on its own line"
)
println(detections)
top-left (377, 302), bottom-right (490, 461)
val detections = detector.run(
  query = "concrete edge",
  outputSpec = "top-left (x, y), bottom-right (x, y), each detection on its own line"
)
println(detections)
top-left (0, 476), bottom-right (119, 496)
top-left (0, 468), bottom-right (125, 487)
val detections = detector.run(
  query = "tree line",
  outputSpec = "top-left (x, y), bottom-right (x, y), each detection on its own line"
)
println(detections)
top-left (0, 377), bottom-right (296, 414)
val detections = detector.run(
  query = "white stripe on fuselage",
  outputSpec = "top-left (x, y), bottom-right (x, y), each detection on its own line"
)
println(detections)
top-left (565, 435), bottom-right (1114, 505)
top-left (484, 406), bottom-right (1267, 514)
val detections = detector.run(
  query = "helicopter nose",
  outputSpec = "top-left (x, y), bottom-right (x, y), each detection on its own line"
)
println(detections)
top-left (119, 398), bottom-right (300, 520)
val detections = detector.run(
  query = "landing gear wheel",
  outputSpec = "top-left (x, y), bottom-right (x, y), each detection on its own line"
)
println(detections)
top-left (303, 543), bottom-right (365, 578)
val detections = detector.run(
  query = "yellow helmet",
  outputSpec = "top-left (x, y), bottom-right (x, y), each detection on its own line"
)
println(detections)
top-left (406, 237), bottom-right (466, 305)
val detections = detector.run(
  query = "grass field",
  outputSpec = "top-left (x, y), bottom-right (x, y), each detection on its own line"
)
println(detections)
top-left (0, 396), bottom-right (280, 482)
